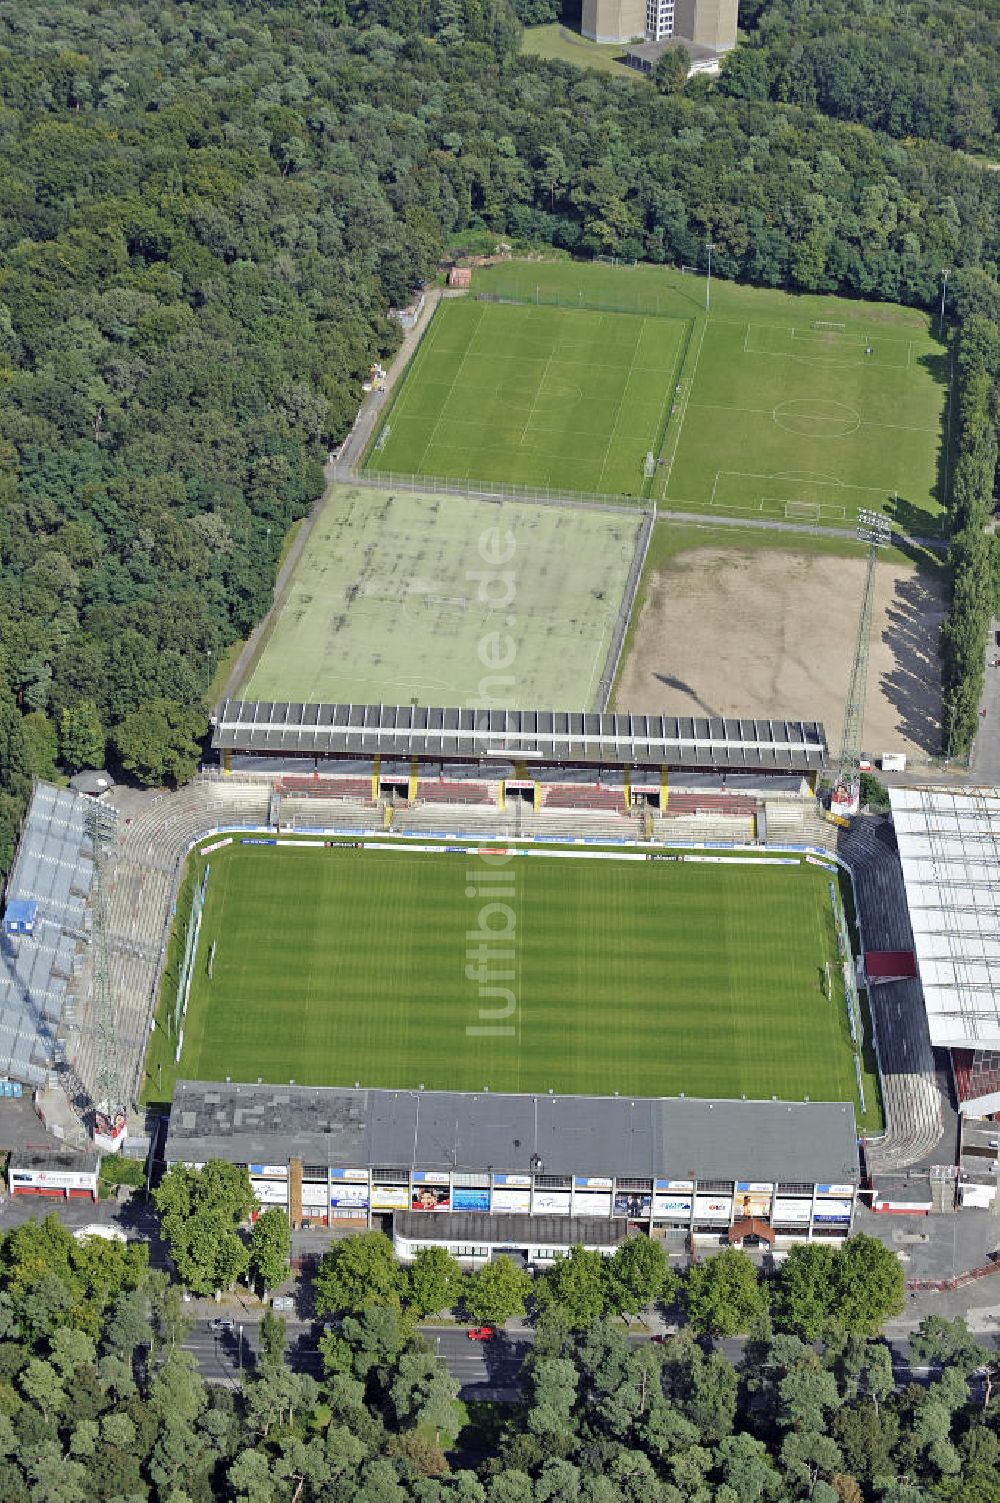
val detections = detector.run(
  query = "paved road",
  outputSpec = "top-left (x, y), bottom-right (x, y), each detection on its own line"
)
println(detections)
top-left (970, 619), bottom-right (1000, 783)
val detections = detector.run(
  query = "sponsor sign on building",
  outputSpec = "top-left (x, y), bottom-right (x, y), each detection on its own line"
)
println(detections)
top-left (614, 1191), bottom-right (652, 1218)
top-left (694, 1195), bottom-right (732, 1220)
top-left (412, 1170), bottom-right (450, 1185)
top-left (813, 1199), bottom-right (853, 1223)
top-left (534, 1190), bottom-right (571, 1215)
top-left (653, 1193), bottom-right (692, 1217)
top-left (453, 1187), bottom-right (491, 1212)
top-left (573, 1190), bottom-right (612, 1217)
top-left (250, 1164), bottom-right (288, 1179)
top-left (492, 1187), bottom-right (531, 1213)
top-left (772, 1198), bottom-right (812, 1224)
top-left (371, 1185), bottom-right (409, 1211)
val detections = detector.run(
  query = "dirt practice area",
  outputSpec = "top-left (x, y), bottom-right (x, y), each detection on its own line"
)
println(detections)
top-left (615, 543), bottom-right (946, 763)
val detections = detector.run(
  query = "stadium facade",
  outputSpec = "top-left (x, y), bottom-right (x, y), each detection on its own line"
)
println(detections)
top-left (166, 1080), bottom-right (859, 1258)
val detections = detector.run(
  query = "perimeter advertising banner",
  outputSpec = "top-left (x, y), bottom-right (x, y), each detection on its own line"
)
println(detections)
top-left (371, 1185), bottom-right (409, 1211)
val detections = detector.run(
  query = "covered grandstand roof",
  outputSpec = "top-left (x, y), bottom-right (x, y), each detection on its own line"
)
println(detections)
top-left (168, 1080), bottom-right (859, 1185)
top-left (212, 699), bottom-right (828, 771)
top-left (889, 786), bottom-right (1000, 1049)
top-left (0, 784), bottom-right (97, 1086)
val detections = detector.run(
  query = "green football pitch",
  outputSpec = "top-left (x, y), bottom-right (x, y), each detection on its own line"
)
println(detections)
top-left (367, 298), bottom-right (687, 495)
top-left (368, 262), bottom-right (948, 532)
top-left (161, 843), bottom-right (880, 1128)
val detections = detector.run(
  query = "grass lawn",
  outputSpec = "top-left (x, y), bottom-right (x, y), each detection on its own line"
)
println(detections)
top-left (520, 22), bottom-right (636, 75)
top-left (242, 483), bottom-right (639, 708)
top-left (366, 298), bottom-right (688, 495)
top-left (159, 843), bottom-right (880, 1129)
top-left (445, 261), bottom-right (950, 533)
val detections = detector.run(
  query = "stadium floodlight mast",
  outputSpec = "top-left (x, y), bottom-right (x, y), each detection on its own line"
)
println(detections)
top-left (705, 241), bottom-right (714, 314)
top-left (835, 507), bottom-right (892, 799)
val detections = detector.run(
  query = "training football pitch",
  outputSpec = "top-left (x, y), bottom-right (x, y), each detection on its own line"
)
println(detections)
top-left (158, 843), bottom-right (880, 1129)
top-left (368, 262), bottom-right (948, 532)
top-left (367, 298), bottom-right (687, 495)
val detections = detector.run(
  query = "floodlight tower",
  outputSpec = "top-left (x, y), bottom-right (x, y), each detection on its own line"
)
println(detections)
top-left (832, 508), bottom-right (892, 815)
top-left (86, 801), bottom-right (127, 1154)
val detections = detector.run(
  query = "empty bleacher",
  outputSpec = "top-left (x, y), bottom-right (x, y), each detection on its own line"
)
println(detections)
top-left (543, 785), bottom-right (626, 812)
top-left (416, 781), bottom-right (491, 805)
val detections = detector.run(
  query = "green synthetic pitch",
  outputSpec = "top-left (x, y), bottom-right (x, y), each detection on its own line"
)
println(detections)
top-left (370, 261), bottom-right (948, 532)
top-left (165, 844), bottom-right (880, 1128)
top-left (243, 485), bottom-right (639, 708)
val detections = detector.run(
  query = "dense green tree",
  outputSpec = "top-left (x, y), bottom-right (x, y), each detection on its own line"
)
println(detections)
top-left (153, 1162), bottom-right (255, 1297)
top-left (314, 1231), bottom-right (404, 1317)
top-left (829, 1235), bottom-right (906, 1335)
top-left (684, 1250), bottom-right (768, 1336)
top-left (112, 698), bottom-right (206, 787)
top-left (57, 701), bottom-right (105, 772)
top-left (604, 1236), bottom-right (674, 1319)
top-left (464, 1256), bottom-right (532, 1327)
top-left (247, 1208), bottom-right (291, 1295)
top-left (534, 1246), bottom-right (609, 1328)
top-left (405, 1246), bottom-right (465, 1317)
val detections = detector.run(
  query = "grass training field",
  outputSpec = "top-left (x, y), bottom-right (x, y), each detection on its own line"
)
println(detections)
top-left (158, 842), bottom-right (880, 1129)
top-left (366, 298), bottom-right (687, 495)
top-left (370, 261), bottom-right (948, 532)
top-left (243, 484), bottom-right (639, 707)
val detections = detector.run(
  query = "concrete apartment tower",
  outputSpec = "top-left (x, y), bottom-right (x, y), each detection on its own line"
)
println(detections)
top-left (673, 0), bottom-right (737, 48)
top-left (581, 0), bottom-right (736, 48)
top-left (581, 0), bottom-right (645, 43)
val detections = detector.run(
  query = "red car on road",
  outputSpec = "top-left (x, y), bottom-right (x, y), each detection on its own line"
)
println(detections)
top-left (467, 1326), bottom-right (495, 1342)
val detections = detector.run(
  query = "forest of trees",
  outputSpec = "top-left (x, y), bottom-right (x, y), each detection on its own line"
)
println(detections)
top-left (0, 0), bottom-right (998, 859)
top-left (728, 0), bottom-right (1000, 155)
top-left (0, 1203), bottom-right (994, 1503)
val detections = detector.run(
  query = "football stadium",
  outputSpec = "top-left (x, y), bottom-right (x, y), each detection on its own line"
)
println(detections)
top-left (5, 259), bottom-right (960, 1249)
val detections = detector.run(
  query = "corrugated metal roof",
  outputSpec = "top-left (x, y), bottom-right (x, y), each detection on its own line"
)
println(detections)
top-left (891, 785), bottom-right (1000, 1049)
top-left (211, 699), bottom-right (828, 772)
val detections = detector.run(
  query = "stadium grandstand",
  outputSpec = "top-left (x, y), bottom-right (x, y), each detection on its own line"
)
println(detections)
top-left (165, 1079), bottom-right (860, 1254)
top-left (210, 699), bottom-right (828, 811)
top-left (0, 784), bottom-right (97, 1088)
top-left (891, 785), bottom-right (1000, 1119)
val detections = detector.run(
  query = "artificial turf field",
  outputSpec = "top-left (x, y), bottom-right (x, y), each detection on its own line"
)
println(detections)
top-left (368, 261), bottom-right (947, 532)
top-left (243, 485), bottom-right (639, 707)
top-left (167, 843), bottom-right (881, 1129)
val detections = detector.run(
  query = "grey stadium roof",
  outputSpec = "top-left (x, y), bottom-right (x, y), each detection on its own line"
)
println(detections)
top-left (394, 1211), bottom-right (629, 1248)
top-left (0, 784), bottom-right (96, 1086)
top-left (212, 699), bottom-right (828, 772)
top-left (168, 1081), bottom-right (859, 1185)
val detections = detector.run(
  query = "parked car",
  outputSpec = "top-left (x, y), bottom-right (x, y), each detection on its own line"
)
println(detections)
top-left (208, 1318), bottom-right (235, 1334)
top-left (467, 1326), bottom-right (495, 1342)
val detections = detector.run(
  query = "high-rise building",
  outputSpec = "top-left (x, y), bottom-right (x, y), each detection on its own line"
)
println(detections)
top-left (582, 0), bottom-right (736, 49)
